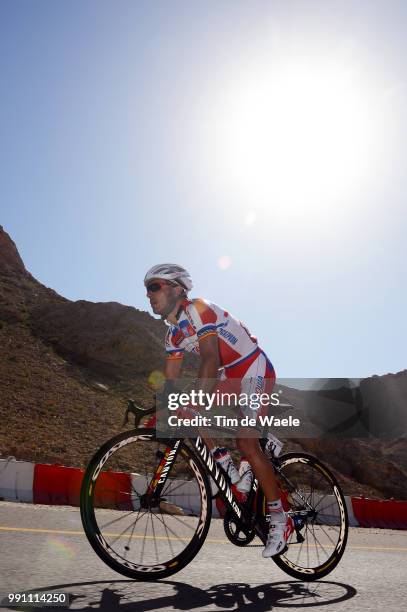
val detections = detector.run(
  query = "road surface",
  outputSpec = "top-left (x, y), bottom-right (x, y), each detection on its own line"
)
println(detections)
top-left (0, 501), bottom-right (406, 611)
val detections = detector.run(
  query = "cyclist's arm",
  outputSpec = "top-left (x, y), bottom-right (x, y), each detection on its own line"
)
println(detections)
top-left (164, 355), bottom-right (184, 380)
top-left (195, 334), bottom-right (220, 451)
top-left (196, 333), bottom-right (220, 394)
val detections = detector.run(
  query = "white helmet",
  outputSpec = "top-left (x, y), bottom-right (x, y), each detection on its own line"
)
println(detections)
top-left (144, 263), bottom-right (193, 292)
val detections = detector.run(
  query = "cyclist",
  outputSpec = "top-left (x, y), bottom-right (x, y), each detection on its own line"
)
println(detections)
top-left (143, 263), bottom-right (293, 557)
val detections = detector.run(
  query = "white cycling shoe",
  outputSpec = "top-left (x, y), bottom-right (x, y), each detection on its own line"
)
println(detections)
top-left (262, 514), bottom-right (294, 558)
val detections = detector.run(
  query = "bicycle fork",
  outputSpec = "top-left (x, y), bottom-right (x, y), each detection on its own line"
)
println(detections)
top-left (143, 439), bottom-right (182, 503)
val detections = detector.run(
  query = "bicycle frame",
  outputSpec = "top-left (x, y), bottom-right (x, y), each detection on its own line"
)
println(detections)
top-left (147, 434), bottom-right (268, 537)
top-left (192, 436), bottom-right (257, 520)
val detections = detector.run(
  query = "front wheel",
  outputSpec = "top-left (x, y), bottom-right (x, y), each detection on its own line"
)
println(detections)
top-left (80, 429), bottom-right (212, 580)
top-left (259, 452), bottom-right (349, 581)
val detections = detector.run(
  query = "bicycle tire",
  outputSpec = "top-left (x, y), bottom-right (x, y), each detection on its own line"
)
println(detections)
top-left (259, 452), bottom-right (348, 581)
top-left (80, 429), bottom-right (212, 580)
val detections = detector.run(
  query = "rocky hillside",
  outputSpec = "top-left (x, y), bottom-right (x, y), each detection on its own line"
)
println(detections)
top-left (0, 225), bottom-right (168, 467)
top-left (0, 225), bottom-right (406, 499)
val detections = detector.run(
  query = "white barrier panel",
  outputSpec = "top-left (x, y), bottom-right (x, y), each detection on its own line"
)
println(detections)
top-left (346, 496), bottom-right (359, 526)
top-left (0, 458), bottom-right (34, 503)
top-left (0, 460), bottom-right (359, 528)
top-left (310, 494), bottom-right (359, 527)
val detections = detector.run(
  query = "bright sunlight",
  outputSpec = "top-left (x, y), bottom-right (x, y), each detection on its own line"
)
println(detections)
top-left (210, 56), bottom-right (385, 219)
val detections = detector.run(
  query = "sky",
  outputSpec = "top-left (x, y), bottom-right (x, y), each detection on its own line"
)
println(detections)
top-left (0, 0), bottom-right (406, 378)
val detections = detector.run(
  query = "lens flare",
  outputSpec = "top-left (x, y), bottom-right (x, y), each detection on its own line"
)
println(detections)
top-left (46, 536), bottom-right (76, 560)
top-left (218, 256), bottom-right (232, 270)
top-left (148, 370), bottom-right (165, 390)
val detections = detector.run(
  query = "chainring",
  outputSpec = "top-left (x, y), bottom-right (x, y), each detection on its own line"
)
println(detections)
top-left (223, 511), bottom-right (257, 547)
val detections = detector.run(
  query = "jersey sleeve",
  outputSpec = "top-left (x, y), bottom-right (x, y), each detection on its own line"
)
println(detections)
top-left (186, 299), bottom-right (217, 341)
top-left (165, 328), bottom-right (185, 360)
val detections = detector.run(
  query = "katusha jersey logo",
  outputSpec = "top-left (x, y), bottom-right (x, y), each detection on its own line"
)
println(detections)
top-left (179, 319), bottom-right (195, 338)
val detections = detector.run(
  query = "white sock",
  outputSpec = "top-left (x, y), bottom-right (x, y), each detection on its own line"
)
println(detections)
top-left (266, 499), bottom-right (285, 522)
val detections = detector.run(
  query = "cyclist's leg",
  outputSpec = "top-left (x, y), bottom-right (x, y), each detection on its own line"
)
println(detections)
top-left (233, 350), bottom-right (280, 501)
top-left (236, 432), bottom-right (280, 501)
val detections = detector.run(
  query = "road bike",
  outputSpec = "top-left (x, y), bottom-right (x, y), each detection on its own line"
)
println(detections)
top-left (80, 401), bottom-right (348, 581)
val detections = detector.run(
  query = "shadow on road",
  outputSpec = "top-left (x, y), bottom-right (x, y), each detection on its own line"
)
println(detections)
top-left (6, 579), bottom-right (357, 611)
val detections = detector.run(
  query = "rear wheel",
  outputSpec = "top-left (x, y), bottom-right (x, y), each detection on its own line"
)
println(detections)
top-left (80, 429), bottom-right (212, 580)
top-left (259, 452), bottom-right (348, 581)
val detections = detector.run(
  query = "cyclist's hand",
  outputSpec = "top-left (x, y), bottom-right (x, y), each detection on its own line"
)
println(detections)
top-left (155, 379), bottom-right (177, 410)
top-left (140, 413), bottom-right (157, 429)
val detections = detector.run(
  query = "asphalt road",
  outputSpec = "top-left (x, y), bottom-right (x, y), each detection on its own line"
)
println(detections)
top-left (1, 501), bottom-right (406, 611)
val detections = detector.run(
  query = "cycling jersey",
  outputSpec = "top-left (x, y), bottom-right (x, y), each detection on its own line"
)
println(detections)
top-left (165, 298), bottom-right (260, 368)
top-left (165, 297), bottom-right (276, 421)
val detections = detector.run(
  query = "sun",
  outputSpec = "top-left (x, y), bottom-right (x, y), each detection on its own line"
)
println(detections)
top-left (210, 56), bottom-right (380, 219)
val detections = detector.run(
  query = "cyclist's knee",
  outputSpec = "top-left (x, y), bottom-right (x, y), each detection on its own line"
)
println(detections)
top-left (236, 437), bottom-right (259, 457)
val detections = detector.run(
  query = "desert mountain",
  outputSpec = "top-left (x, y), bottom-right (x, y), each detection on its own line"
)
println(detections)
top-left (0, 225), bottom-right (406, 499)
top-left (0, 225), bottom-right (169, 467)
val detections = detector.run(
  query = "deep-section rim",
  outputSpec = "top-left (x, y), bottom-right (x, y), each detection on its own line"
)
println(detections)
top-left (80, 428), bottom-right (212, 580)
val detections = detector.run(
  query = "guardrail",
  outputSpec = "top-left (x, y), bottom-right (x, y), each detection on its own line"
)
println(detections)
top-left (1, 458), bottom-right (406, 528)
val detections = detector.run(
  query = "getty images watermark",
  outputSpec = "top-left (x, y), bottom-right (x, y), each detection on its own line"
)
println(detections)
top-left (158, 387), bottom-right (301, 433)
top-left (155, 377), bottom-right (407, 439)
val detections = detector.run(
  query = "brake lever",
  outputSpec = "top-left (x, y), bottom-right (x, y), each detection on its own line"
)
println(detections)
top-left (123, 400), bottom-right (154, 428)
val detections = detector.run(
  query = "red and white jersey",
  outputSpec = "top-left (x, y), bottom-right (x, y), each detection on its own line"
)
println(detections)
top-left (165, 298), bottom-right (259, 368)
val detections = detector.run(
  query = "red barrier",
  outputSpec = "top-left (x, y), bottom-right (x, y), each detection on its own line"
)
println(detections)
top-left (33, 464), bottom-right (132, 509)
top-left (33, 464), bottom-right (84, 506)
top-left (352, 497), bottom-right (407, 529)
top-left (93, 471), bottom-right (133, 510)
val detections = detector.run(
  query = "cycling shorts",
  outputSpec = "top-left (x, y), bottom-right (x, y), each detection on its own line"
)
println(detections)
top-left (215, 347), bottom-right (276, 421)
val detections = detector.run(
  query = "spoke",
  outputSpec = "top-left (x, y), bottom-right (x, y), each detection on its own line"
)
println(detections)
top-left (97, 509), bottom-right (139, 530)
top-left (139, 511), bottom-right (150, 563)
top-left (158, 508), bottom-right (176, 558)
top-left (163, 480), bottom-right (191, 497)
top-left (289, 481), bottom-right (315, 510)
top-left (313, 490), bottom-right (335, 511)
top-left (292, 529), bottom-right (305, 566)
top-left (129, 482), bottom-right (142, 498)
top-left (153, 509), bottom-right (192, 543)
top-left (316, 522), bottom-right (340, 548)
top-left (108, 510), bottom-right (148, 547)
top-left (308, 525), bottom-right (331, 559)
top-left (305, 472), bottom-right (325, 506)
top-left (306, 465), bottom-right (316, 506)
top-left (124, 511), bottom-right (140, 558)
top-left (155, 507), bottom-right (196, 532)
top-left (310, 522), bottom-right (322, 567)
top-left (316, 498), bottom-right (340, 513)
top-left (150, 509), bottom-right (159, 564)
top-left (95, 487), bottom-right (138, 499)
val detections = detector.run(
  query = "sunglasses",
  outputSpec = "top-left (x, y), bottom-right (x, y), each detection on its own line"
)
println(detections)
top-left (146, 281), bottom-right (171, 293)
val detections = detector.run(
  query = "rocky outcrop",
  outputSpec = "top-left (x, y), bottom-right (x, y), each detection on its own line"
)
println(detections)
top-left (0, 225), bottom-right (26, 274)
top-left (31, 300), bottom-right (167, 379)
top-left (0, 226), bottom-right (64, 324)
